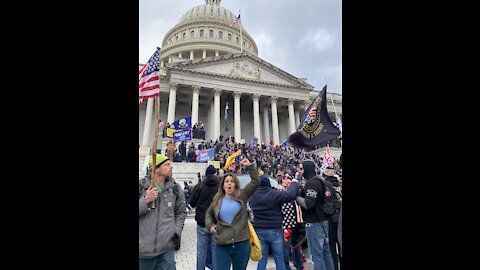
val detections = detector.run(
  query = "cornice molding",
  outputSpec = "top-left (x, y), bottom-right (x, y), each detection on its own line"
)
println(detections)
top-left (166, 54), bottom-right (314, 90)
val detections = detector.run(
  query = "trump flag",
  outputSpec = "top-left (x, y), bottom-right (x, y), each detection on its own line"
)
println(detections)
top-left (288, 85), bottom-right (341, 149)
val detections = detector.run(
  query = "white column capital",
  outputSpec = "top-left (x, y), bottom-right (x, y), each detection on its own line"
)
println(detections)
top-left (252, 94), bottom-right (261, 102)
top-left (303, 99), bottom-right (311, 109)
top-left (214, 88), bottom-right (222, 97)
top-left (288, 98), bottom-right (295, 105)
top-left (234, 91), bottom-right (242, 99)
top-left (192, 85), bottom-right (201, 94)
top-left (169, 82), bottom-right (178, 90)
top-left (270, 96), bottom-right (278, 103)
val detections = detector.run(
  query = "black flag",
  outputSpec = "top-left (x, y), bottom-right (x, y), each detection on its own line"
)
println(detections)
top-left (288, 85), bottom-right (341, 149)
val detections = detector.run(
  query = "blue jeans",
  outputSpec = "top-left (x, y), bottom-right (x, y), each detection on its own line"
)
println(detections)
top-left (139, 247), bottom-right (176, 270)
top-left (256, 228), bottom-right (286, 270)
top-left (196, 225), bottom-right (216, 270)
top-left (214, 240), bottom-right (250, 270)
top-left (304, 221), bottom-right (334, 270)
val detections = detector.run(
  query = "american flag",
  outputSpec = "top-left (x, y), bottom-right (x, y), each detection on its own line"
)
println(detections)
top-left (320, 145), bottom-right (332, 172)
top-left (230, 14), bottom-right (241, 26)
top-left (139, 48), bottom-right (161, 105)
top-left (158, 120), bottom-right (165, 129)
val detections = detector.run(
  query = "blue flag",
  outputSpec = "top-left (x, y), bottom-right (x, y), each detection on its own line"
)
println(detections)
top-left (173, 117), bottom-right (192, 130)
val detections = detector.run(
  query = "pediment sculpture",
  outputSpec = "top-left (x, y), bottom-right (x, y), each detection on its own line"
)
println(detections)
top-left (229, 61), bottom-right (261, 80)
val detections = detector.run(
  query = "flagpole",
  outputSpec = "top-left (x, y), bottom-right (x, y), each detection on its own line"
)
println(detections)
top-left (239, 10), bottom-right (243, 53)
top-left (148, 95), bottom-right (160, 209)
top-left (149, 46), bottom-right (162, 209)
top-left (329, 93), bottom-right (339, 122)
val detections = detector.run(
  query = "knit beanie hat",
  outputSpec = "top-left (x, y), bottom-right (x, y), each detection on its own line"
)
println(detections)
top-left (260, 174), bottom-right (271, 187)
top-left (205, 165), bottom-right (217, 176)
top-left (148, 154), bottom-right (170, 168)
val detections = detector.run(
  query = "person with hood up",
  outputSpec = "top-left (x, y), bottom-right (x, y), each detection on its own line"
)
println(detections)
top-left (295, 160), bottom-right (335, 270)
top-left (248, 174), bottom-right (301, 270)
top-left (189, 165), bottom-right (220, 270)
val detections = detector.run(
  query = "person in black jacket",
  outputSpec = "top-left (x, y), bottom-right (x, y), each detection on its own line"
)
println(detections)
top-left (189, 165), bottom-right (219, 270)
top-left (295, 160), bottom-right (335, 270)
top-left (322, 166), bottom-right (342, 270)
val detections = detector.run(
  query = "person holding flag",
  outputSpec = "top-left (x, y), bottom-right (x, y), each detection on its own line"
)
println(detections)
top-left (139, 154), bottom-right (186, 270)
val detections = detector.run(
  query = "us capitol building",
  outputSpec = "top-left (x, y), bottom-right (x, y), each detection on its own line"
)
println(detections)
top-left (139, 0), bottom-right (342, 156)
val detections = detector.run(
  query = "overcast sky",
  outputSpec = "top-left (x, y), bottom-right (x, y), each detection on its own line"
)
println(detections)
top-left (139, 0), bottom-right (342, 94)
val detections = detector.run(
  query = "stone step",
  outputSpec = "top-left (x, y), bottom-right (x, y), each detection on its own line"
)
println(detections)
top-left (138, 159), bottom-right (209, 185)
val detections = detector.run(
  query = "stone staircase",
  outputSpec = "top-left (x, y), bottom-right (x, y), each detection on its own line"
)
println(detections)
top-left (139, 156), bottom-right (209, 186)
top-left (139, 145), bottom-right (342, 184)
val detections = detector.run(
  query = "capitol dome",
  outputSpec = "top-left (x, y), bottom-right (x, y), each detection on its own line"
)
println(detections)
top-left (160, 0), bottom-right (258, 66)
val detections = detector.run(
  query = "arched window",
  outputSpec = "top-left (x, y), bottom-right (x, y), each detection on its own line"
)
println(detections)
top-left (209, 30), bottom-right (214, 38)
top-left (219, 31), bottom-right (223, 39)
top-left (176, 35), bottom-right (179, 41)
top-left (183, 33), bottom-right (186, 39)
top-left (228, 33), bottom-right (232, 40)
top-left (236, 37), bottom-right (239, 43)
top-left (200, 30), bottom-right (204, 37)
top-left (190, 31), bottom-right (195, 38)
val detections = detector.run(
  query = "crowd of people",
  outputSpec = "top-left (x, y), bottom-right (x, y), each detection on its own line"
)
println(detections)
top-left (139, 140), bottom-right (343, 270)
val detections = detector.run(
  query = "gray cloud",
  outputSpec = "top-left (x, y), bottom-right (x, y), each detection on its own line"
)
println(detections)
top-left (140, 0), bottom-right (342, 93)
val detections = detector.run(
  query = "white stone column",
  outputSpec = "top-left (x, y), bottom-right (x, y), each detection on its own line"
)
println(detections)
top-left (288, 98), bottom-right (296, 134)
top-left (213, 88), bottom-right (222, 140)
top-left (271, 96), bottom-right (280, 146)
top-left (252, 94), bottom-right (261, 142)
top-left (207, 99), bottom-right (214, 140)
top-left (178, 52), bottom-right (182, 59)
top-left (203, 50), bottom-right (207, 58)
top-left (215, 50), bottom-right (219, 57)
top-left (191, 85), bottom-right (200, 126)
top-left (167, 82), bottom-right (178, 124)
top-left (263, 107), bottom-right (270, 144)
top-left (295, 106), bottom-right (300, 128)
top-left (139, 97), bottom-right (155, 156)
top-left (161, 60), bottom-right (164, 67)
top-left (234, 91), bottom-right (242, 141)
top-left (190, 50), bottom-right (194, 60)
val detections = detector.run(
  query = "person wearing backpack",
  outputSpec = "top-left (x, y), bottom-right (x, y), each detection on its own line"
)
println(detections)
top-left (323, 167), bottom-right (342, 270)
top-left (295, 160), bottom-right (335, 270)
top-left (139, 154), bottom-right (187, 270)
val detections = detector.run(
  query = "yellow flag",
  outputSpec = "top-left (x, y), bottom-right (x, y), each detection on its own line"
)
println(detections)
top-left (224, 149), bottom-right (241, 170)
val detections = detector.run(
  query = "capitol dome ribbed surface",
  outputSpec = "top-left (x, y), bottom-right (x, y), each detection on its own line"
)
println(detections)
top-left (179, 4), bottom-right (238, 25)
top-left (160, 0), bottom-right (258, 64)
